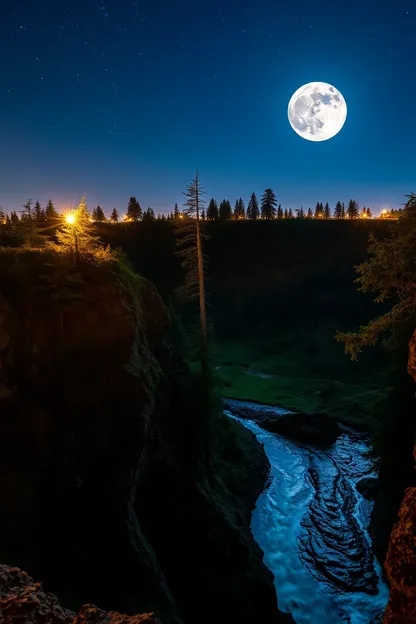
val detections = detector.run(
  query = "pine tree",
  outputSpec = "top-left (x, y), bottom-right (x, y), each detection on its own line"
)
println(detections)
top-left (201, 208), bottom-right (206, 220)
top-left (337, 193), bottom-right (416, 359)
top-left (142, 207), bottom-right (155, 222)
top-left (288, 208), bottom-right (294, 219)
top-left (127, 196), bottom-right (143, 221)
top-left (110, 208), bottom-right (119, 223)
top-left (173, 203), bottom-right (180, 219)
top-left (219, 199), bottom-right (232, 220)
top-left (54, 197), bottom-right (104, 264)
top-left (45, 199), bottom-right (58, 220)
top-left (247, 193), bottom-right (260, 220)
top-left (367, 207), bottom-right (372, 218)
top-left (307, 207), bottom-right (313, 219)
top-left (261, 188), bottom-right (277, 219)
top-left (206, 198), bottom-right (218, 220)
top-left (347, 199), bottom-right (359, 220)
top-left (334, 201), bottom-right (342, 219)
top-left (174, 172), bottom-right (208, 374)
top-left (284, 208), bottom-right (288, 219)
top-left (34, 201), bottom-right (45, 222)
top-left (277, 204), bottom-right (283, 219)
top-left (314, 202), bottom-right (323, 218)
top-left (233, 198), bottom-right (245, 219)
top-left (20, 199), bottom-right (42, 247)
top-left (324, 202), bottom-right (331, 220)
top-left (10, 211), bottom-right (19, 224)
top-left (341, 202), bottom-right (346, 219)
top-left (297, 207), bottom-right (305, 219)
top-left (92, 205), bottom-right (106, 222)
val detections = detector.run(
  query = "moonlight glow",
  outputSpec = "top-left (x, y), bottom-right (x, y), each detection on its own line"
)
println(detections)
top-left (288, 82), bottom-right (347, 142)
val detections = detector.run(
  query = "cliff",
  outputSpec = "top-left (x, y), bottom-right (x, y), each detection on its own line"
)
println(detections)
top-left (383, 329), bottom-right (416, 623)
top-left (0, 249), bottom-right (291, 624)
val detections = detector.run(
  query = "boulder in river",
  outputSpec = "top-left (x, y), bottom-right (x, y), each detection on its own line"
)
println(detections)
top-left (356, 476), bottom-right (379, 500)
top-left (223, 399), bottom-right (340, 448)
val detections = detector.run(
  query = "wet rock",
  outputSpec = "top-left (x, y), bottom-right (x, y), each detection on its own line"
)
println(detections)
top-left (223, 399), bottom-right (340, 448)
top-left (356, 476), bottom-right (379, 500)
top-left (0, 564), bottom-right (161, 623)
top-left (383, 487), bottom-right (416, 623)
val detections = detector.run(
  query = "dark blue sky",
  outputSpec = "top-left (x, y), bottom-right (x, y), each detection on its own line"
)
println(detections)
top-left (1, 0), bottom-right (414, 215)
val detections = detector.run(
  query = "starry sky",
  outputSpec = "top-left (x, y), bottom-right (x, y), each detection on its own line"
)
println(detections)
top-left (0, 0), bottom-right (414, 216)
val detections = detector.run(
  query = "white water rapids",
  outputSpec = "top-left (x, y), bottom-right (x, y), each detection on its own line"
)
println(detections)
top-left (225, 401), bottom-right (389, 624)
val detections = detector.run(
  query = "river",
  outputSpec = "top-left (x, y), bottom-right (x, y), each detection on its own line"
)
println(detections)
top-left (224, 400), bottom-right (389, 624)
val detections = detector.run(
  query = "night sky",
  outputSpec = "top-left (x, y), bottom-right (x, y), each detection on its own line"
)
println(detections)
top-left (1, 0), bottom-right (415, 216)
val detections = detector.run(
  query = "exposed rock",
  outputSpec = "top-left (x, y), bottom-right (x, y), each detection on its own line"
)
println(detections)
top-left (407, 329), bottom-right (416, 386)
top-left (356, 476), bottom-right (379, 500)
top-left (223, 399), bottom-right (340, 448)
top-left (0, 564), bottom-right (160, 623)
top-left (383, 487), bottom-right (416, 623)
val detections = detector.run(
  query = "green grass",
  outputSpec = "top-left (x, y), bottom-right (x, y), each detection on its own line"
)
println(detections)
top-left (212, 338), bottom-right (393, 430)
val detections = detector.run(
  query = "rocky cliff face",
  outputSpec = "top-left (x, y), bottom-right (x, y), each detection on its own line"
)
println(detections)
top-left (0, 250), bottom-right (290, 624)
top-left (383, 329), bottom-right (416, 623)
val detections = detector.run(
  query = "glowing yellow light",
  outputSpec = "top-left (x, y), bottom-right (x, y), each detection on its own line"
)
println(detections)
top-left (179, 214), bottom-right (184, 219)
top-left (381, 209), bottom-right (387, 215)
top-left (65, 213), bottom-right (76, 224)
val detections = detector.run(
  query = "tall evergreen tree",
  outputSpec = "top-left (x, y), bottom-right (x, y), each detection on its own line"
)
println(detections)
top-left (142, 207), bottom-right (155, 222)
top-left (110, 208), bottom-right (119, 223)
top-left (173, 203), bottom-right (180, 219)
top-left (314, 202), bottom-right (324, 218)
top-left (20, 199), bottom-right (44, 247)
top-left (233, 198), bottom-right (245, 219)
top-left (54, 197), bottom-right (104, 264)
top-left (277, 204), bottom-right (283, 219)
top-left (334, 201), bottom-right (342, 219)
top-left (219, 199), bottom-right (232, 220)
top-left (288, 208), bottom-right (294, 219)
top-left (324, 202), bottom-right (331, 220)
top-left (306, 207), bottom-right (313, 218)
top-left (260, 188), bottom-right (277, 219)
top-left (246, 193), bottom-right (260, 220)
top-left (347, 199), bottom-right (359, 220)
top-left (10, 211), bottom-right (19, 224)
top-left (367, 206), bottom-right (372, 218)
top-left (92, 205), bottom-right (106, 222)
top-left (201, 207), bottom-right (206, 220)
top-left (297, 207), bottom-right (305, 219)
top-left (341, 202), bottom-right (346, 219)
top-left (206, 198), bottom-right (219, 220)
top-left (45, 199), bottom-right (58, 220)
top-left (34, 201), bottom-right (45, 222)
top-left (284, 208), bottom-right (288, 219)
top-left (127, 196), bottom-right (143, 221)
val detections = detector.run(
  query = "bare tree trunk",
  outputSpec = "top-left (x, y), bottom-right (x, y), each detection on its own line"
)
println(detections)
top-left (195, 177), bottom-right (208, 377)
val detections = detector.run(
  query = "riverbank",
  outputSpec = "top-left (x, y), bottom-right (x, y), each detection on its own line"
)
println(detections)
top-left (213, 339), bottom-right (393, 430)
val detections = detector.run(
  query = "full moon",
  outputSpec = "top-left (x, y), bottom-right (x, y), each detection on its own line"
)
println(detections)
top-left (288, 82), bottom-right (347, 142)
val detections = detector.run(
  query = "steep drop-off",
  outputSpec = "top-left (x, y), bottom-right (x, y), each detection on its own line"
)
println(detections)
top-left (383, 329), bottom-right (416, 623)
top-left (0, 250), bottom-right (291, 624)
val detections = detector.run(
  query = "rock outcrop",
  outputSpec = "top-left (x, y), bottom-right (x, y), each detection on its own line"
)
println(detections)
top-left (0, 250), bottom-right (290, 624)
top-left (383, 329), bottom-right (416, 623)
top-left (0, 565), bottom-right (160, 623)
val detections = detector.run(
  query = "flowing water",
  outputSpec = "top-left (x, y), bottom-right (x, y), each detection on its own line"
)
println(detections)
top-left (225, 400), bottom-right (389, 624)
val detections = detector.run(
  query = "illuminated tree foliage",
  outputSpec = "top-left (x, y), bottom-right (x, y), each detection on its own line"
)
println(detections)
top-left (337, 194), bottom-right (416, 360)
top-left (45, 199), bottom-right (59, 220)
top-left (53, 197), bottom-right (108, 264)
